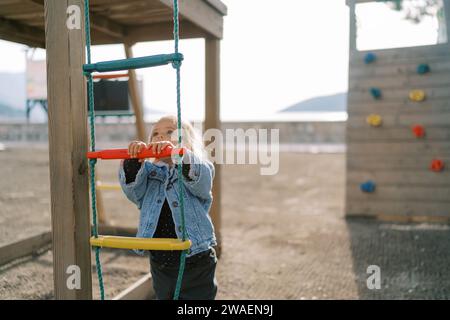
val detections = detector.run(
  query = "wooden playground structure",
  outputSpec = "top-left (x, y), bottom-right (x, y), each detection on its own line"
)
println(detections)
top-left (0, 0), bottom-right (226, 299)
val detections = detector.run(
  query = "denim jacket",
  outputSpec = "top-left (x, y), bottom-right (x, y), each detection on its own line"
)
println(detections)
top-left (118, 149), bottom-right (217, 257)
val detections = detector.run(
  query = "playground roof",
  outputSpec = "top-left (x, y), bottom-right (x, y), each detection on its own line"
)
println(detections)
top-left (0, 0), bottom-right (227, 48)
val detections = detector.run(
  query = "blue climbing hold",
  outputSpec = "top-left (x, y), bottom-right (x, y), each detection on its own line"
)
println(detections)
top-left (360, 181), bottom-right (376, 193)
top-left (364, 52), bottom-right (376, 64)
top-left (417, 64), bottom-right (430, 75)
top-left (370, 87), bottom-right (382, 99)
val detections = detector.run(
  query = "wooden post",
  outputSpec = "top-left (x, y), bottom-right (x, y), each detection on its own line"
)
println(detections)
top-left (205, 38), bottom-right (222, 257)
top-left (124, 43), bottom-right (147, 142)
top-left (444, 0), bottom-right (450, 43)
top-left (347, 0), bottom-right (356, 52)
top-left (45, 0), bottom-right (92, 299)
top-left (95, 174), bottom-right (107, 225)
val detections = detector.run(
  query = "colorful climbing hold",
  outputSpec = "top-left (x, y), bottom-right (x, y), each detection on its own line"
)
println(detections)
top-left (417, 64), bottom-right (430, 75)
top-left (364, 52), bottom-right (376, 64)
top-left (366, 114), bottom-right (382, 127)
top-left (412, 125), bottom-right (425, 138)
top-left (360, 181), bottom-right (376, 193)
top-left (409, 90), bottom-right (426, 102)
top-left (370, 87), bottom-right (382, 99)
top-left (430, 159), bottom-right (445, 172)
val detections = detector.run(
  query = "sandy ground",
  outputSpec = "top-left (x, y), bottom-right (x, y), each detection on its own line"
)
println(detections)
top-left (1, 146), bottom-right (450, 299)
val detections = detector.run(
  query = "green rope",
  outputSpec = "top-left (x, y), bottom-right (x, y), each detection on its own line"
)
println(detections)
top-left (84, 0), bottom-right (105, 300)
top-left (172, 0), bottom-right (188, 301)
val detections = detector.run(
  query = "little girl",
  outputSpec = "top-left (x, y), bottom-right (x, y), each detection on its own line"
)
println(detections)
top-left (118, 115), bottom-right (218, 300)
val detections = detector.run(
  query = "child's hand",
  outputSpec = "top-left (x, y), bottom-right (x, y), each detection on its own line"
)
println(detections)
top-left (148, 141), bottom-right (175, 156)
top-left (128, 141), bottom-right (147, 162)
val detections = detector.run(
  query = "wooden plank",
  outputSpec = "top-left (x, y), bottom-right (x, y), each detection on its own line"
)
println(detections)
top-left (347, 141), bottom-right (450, 155)
top-left (125, 20), bottom-right (206, 44)
top-left (113, 273), bottom-right (154, 300)
top-left (205, 38), bottom-right (222, 258)
top-left (350, 44), bottom-right (450, 66)
top-left (347, 184), bottom-right (450, 202)
top-left (350, 60), bottom-right (450, 79)
top-left (124, 43), bottom-right (146, 142)
top-left (347, 171), bottom-right (450, 187)
top-left (0, 16), bottom-right (45, 48)
top-left (347, 155), bottom-right (450, 170)
top-left (346, 199), bottom-right (450, 217)
top-left (0, 232), bottom-right (52, 266)
top-left (159, 0), bottom-right (224, 39)
top-left (98, 225), bottom-right (138, 237)
top-left (348, 86), bottom-right (450, 103)
top-left (204, 0), bottom-right (227, 15)
top-left (347, 100), bottom-right (450, 115)
top-left (349, 73), bottom-right (450, 90)
top-left (26, 0), bottom-right (126, 41)
top-left (347, 127), bottom-right (450, 142)
top-left (347, 113), bottom-right (450, 128)
top-left (45, 0), bottom-right (92, 300)
top-left (90, 12), bottom-right (125, 40)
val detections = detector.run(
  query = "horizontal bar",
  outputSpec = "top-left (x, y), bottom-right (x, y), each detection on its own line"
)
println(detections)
top-left (93, 73), bottom-right (129, 80)
top-left (90, 236), bottom-right (192, 250)
top-left (96, 181), bottom-right (121, 191)
top-left (83, 53), bottom-right (183, 73)
top-left (87, 146), bottom-right (184, 160)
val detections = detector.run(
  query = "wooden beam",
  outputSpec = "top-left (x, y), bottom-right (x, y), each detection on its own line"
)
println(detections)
top-left (90, 12), bottom-right (125, 40)
top-left (125, 20), bottom-right (206, 43)
top-left (205, 38), bottom-right (222, 258)
top-left (159, 0), bottom-right (224, 39)
top-left (0, 16), bottom-right (45, 48)
top-left (0, 232), bottom-right (52, 266)
top-left (124, 44), bottom-right (147, 142)
top-left (204, 0), bottom-right (228, 15)
top-left (44, 0), bottom-right (92, 300)
top-left (445, 0), bottom-right (450, 42)
top-left (98, 225), bottom-right (138, 237)
top-left (28, 0), bottom-right (126, 41)
top-left (113, 273), bottom-right (155, 300)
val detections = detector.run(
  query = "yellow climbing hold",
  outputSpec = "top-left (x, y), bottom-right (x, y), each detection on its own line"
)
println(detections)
top-left (366, 114), bottom-right (382, 127)
top-left (409, 90), bottom-right (426, 102)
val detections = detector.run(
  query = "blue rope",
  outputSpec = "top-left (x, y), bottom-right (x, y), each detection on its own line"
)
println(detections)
top-left (172, 0), bottom-right (188, 301)
top-left (84, 0), bottom-right (105, 300)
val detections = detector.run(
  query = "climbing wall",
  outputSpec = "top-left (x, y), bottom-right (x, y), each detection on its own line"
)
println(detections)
top-left (346, 0), bottom-right (450, 221)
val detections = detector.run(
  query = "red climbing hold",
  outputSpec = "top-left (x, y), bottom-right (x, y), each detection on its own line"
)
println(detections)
top-left (430, 159), bottom-right (445, 172)
top-left (412, 125), bottom-right (425, 138)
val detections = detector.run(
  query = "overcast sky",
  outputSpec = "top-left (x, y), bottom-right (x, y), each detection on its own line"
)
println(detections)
top-left (0, 0), bottom-right (442, 121)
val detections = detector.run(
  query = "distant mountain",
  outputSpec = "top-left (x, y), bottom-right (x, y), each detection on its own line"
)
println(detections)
top-left (281, 92), bottom-right (347, 112)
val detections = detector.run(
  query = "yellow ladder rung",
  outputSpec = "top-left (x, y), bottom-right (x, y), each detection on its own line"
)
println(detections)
top-left (90, 236), bottom-right (192, 251)
top-left (96, 182), bottom-right (121, 191)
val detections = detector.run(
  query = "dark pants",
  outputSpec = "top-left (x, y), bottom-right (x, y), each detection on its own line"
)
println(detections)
top-left (149, 248), bottom-right (218, 300)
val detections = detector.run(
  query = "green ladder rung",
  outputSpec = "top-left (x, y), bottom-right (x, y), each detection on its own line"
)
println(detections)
top-left (83, 53), bottom-right (183, 73)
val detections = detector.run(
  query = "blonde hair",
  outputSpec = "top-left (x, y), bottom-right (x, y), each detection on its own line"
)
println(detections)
top-left (149, 115), bottom-right (206, 160)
